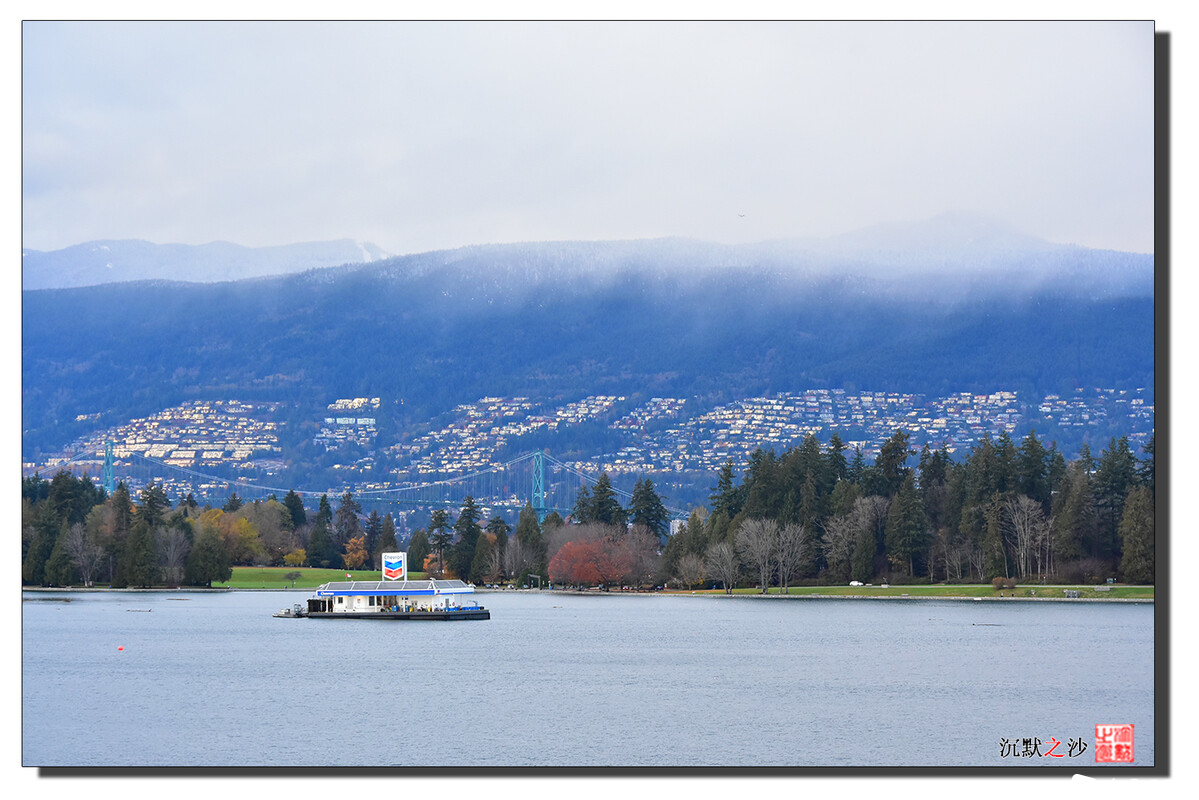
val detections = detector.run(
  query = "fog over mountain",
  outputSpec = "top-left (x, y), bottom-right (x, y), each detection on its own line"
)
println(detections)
top-left (350, 213), bottom-right (1152, 303)
top-left (21, 238), bottom-right (390, 289)
top-left (21, 214), bottom-right (1154, 461)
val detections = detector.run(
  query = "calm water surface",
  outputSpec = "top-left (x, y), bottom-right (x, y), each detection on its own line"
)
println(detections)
top-left (22, 590), bottom-right (1154, 768)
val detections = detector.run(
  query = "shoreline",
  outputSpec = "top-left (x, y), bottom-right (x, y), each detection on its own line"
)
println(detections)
top-left (21, 585), bottom-right (1154, 602)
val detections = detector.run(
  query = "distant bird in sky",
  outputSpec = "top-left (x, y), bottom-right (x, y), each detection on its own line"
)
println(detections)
top-left (738, 213), bottom-right (746, 218)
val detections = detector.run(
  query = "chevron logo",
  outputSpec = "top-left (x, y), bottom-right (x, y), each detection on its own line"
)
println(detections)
top-left (382, 552), bottom-right (406, 581)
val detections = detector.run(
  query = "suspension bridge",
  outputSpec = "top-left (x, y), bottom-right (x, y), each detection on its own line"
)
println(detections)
top-left (47, 445), bottom-right (689, 523)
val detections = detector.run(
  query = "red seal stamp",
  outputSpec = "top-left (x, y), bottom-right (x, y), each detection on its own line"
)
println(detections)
top-left (1095, 724), bottom-right (1134, 763)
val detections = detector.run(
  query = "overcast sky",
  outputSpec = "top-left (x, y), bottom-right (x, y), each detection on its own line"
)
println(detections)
top-left (21, 20), bottom-right (1156, 256)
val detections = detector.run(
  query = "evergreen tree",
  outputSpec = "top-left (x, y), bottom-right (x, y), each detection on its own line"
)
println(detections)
top-left (182, 492), bottom-right (200, 518)
top-left (283, 490), bottom-right (307, 529)
top-left (1016, 431), bottom-right (1051, 509)
top-left (858, 465), bottom-right (888, 499)
top-left (315, 494), bottom-right (333, 529)
top-left (572, 485), bottom-right (593, 524)
top-left (469, 533), bottom-right (493, 584)
top-left (486, 515), bottom-right (511, 549)
top-left (630, 478), bottom-right (670, 539)
top-left (850, 519), bottom-right (876, 584)
top-left (22, 472), bottom-right (50, 505)
top-left (139, 483), bottom-right (170, 527)
top-left (1076, 443), bottom-right (1095, 473)
top-left (918, 445), bottom-right (950, 538)
top-left (705, 509), bottom-right (732, 544)
top-left (448, 497), bottom-right (483, 579)
top-left (305, 521), bottom-right (338, 569)
top-left (22, 502), bottom-right (60, 586)
top-left (117, 518), bottom-right (159, 588)
top-left (333, 491), bottom-right (362, 547)
top-left (1138, 436), bottom-right (1154, 493)
top-left (46, 470), bottom-right (103, 527)
top-left (994, 432), bottom-right (1018, 495)
top-left (798, 471), bottom-right (826, 533)
top-left (829, 479), bottom-right (861, 519)
top-left (738, 448), bottom-right (783, 522)
top-left (104, 482), bottom-right (134, 584)
top-left (1118, 485), bottom-right (1154, 583)
top-left (848, 447), bottom-right (866, 484)
top-left (884, 473), bottom-right (929, 577)
top-left (406, 528), bottom-right (431, 574)
top-left (590, 473), bottom-right (627, 527)
top-left (964, 436), bottom-right (999, 504)
top-left (825, 433), bottom-right (849, 485)
top-left (222, 492), bottom-right (243, 513)
top-left (364, 510), bottom-right (384, 564)
top-left (1093, 436), bottom-right (1138, 560)
top-left (709, 460), bottom-right (744, 520)
top-left (917, 444), bottom-right (946, 488)
top-left (1051, 463), bottom-right (1096, 566)
top-left (793, 434), bottom-right (827, 495)
top-left (44, 521), bottom-right (76, 586)
top-left (184, 526), bottom-right (232, 587)
top-left (428, 509), bottom-right (454, 574)
top-left (514, 502), bottom-right (545, 572)
top-left (1046, 448), bottom-right (1068, 498)
top-left (875, 430), bottom-right (913, 497)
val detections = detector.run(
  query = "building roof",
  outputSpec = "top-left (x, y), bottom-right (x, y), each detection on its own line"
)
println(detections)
top-left (315, 579), bottom-right (475, 597)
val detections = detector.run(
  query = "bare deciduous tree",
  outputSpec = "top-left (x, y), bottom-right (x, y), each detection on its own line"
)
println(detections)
top-left (704, 540), bottom-right (739, 594)
top-left (821, 514), bottom-right (856, 584)
top-left (676, 552), bottom-right (706, 589)
top-left (852, 496), bottom-right (891, 541)
top-left (503, 535), bottom-right (536, 579)
top-left (157, 526), bottom-right (191, 587)
top-left (617, 526), bottom-right (661, 586)
top-left (1005, 494), bottom-right (1048, 579)
top-left (967, 543), bottom-right (986, 583)
top-left (773, 522), bottom-right (809, 593)
top-left (736, 518), bottom-right (777, 593)
top-left (931, 527), bottom-right (969, 583)
top-left (484, 541), bottom-right (505, 583)
top-left (63, 522), bottom-right (104, 588)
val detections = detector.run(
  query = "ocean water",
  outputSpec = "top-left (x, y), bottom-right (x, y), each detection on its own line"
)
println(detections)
top-left (22, 590), bottom-right (1155, 768)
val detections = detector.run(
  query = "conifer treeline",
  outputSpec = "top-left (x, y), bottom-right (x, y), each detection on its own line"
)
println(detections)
top-left (20, 477), bottom-right (400, 588)
top-left (21, 429), bottom-right (1154, 589)
top-left (670, 430), bottom-right (1155, 586)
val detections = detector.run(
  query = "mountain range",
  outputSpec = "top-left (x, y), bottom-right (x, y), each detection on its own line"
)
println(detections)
top-left (21, 238), bottom-right (390, 290)
top-left (21, 214), bottom-right (1156, 463)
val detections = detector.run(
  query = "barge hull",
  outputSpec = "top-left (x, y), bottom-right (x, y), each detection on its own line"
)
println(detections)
top-left (305, 609), bottom-right (490, 621)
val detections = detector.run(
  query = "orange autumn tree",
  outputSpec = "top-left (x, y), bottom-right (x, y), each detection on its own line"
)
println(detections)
top-left (548, 536), bottom-right (633, 587)
top-left (423, 552), bottom-right (447, 579)
top-left (342, 535), bottom-right (369, 570)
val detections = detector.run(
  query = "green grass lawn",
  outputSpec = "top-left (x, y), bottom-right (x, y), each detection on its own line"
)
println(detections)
top-left (226, 571), bottom-right (1150, 598)
top-left (214, 566), bottom-right (429, 589)
top-left (669, 583), bottom-right (1154, 600)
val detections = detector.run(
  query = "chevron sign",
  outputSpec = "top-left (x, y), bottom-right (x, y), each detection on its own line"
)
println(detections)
top-left (382, 552), bottom-right (407, 581)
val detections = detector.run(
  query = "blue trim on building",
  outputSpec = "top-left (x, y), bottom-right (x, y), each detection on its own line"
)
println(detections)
top-left (317, 588), bottom-right (437, 597)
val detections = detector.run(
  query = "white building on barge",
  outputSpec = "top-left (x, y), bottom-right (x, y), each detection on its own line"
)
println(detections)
top-left (300, 553), bottom-right (489, 620)
top-left (306, 578), bottom-right (488, 619)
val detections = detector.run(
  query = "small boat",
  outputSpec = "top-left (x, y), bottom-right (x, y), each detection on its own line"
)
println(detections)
top-left (273, 603), bottom-right (306, 618)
